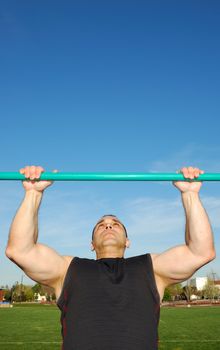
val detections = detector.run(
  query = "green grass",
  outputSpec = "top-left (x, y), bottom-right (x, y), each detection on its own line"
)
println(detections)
top-left (0, 304), bottom-right (61, 350)
top-left (159, 306), bottom-right (220, 350)
top-left (0, 304), bottom-right (220, 349)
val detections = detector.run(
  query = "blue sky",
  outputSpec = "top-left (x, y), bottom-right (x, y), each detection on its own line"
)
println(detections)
top-left (0, 1), bottom-right (220, 286)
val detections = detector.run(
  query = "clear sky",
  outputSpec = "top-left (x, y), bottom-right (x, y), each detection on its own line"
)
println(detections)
top-left (0, 1), bottom-right (220, 286)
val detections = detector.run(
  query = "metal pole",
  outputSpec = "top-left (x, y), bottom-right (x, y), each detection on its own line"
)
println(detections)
top-left (0, 172), bottom-right (220, 181)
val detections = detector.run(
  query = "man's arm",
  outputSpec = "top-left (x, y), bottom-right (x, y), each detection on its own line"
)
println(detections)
top-left (152, 167), bottom-right (216, 290)
top-left (5, 166), bottom-right (72, 295)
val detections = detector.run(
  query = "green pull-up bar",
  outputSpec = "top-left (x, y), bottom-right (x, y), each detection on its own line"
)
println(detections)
top-left (0, 172), bottom-right (219, 181)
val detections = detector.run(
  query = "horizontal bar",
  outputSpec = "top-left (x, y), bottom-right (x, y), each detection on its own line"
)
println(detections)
top-left (0, 172), bottom-right (220, 181)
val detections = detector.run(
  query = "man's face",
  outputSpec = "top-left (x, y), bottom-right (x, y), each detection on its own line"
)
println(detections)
top-left (91, 216), bottom-right (129, 252)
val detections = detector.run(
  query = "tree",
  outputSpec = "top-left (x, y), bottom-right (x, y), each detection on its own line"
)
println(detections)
top-left (182, 282), bottom-right (198, 302)
top-left (2, 288), bottom-right (11, 302)
top-left (169, 283), bottom-right (184, 301)
top-left (32, 283), bottom-right (43, 294)
top-left (11, 282), bottom-right (20, 302)
top-left (9, 283), bottom-right (35, 302)
top-left (32, 283), bottom-right (55, 302)
top-left (163, 288), bottom-right (172, 301)
top-left (162, 283), bottom-right (184, 302)
top-left (24, 288), bottom-right (34, 301)
top-left (202, 279), bottom-right (220, 300)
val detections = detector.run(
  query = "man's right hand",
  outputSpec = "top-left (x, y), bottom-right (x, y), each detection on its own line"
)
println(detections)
top-left (20, 165), bottom-right (55, 192)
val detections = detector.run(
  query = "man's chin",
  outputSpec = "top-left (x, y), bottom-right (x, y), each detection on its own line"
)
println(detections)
top-left (101, 239), bottom-right (118, 246)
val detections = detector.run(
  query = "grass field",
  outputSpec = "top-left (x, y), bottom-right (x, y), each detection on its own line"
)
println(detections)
top-left (0, 304), bottom-right (220, 349)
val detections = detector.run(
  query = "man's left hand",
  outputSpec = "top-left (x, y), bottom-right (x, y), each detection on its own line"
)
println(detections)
top-left (173, 167), bottom-right (204, 193)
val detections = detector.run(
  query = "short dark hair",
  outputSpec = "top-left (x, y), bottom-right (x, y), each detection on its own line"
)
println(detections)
top-left (92, 214), bottom-right (128, 240)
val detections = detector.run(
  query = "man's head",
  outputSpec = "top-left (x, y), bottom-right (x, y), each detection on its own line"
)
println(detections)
top-left (91, 215), bottom-right (130, 256)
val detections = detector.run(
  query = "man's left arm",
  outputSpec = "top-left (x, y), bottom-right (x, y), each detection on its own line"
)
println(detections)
top-left (152, 167), bottom-right (216, 289)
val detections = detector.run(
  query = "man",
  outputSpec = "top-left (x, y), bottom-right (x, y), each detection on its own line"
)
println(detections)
top-left (6, 165), bottom-right (215, 350)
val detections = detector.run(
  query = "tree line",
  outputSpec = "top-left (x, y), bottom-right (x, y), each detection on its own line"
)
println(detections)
top-left (1, 278), bottom-right (219, 303)
top-left (163, 279), bottom-right (220, 302)
top-left (1, 282), bottom-right (56, 302)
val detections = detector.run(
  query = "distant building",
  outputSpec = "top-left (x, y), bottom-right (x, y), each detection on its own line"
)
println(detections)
top-left (0, 289), bottom-right (11, 307)
top-left (0, 289), bottom-right (4, 302)
top-left (34, 293), bottom-right (47, 302)
top-left (189, 277), bottom-right (208, 291)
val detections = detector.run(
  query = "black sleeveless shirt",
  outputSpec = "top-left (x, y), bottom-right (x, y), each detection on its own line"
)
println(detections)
top-left (57, 254), bottom-right (160, 350)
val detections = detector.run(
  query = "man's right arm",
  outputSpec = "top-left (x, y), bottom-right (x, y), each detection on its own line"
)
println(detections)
top-left (5, 166), bottom-right (72, 297)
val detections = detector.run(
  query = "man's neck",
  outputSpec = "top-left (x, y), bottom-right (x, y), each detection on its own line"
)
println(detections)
top-left (96, 251), bottom-right (124, 259)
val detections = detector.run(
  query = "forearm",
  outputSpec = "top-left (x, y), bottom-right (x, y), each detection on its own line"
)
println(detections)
top-left (185, 216), bottom-right (190, 244)
top-left (6, 190), bottom-right (43, 255)
top-left (182, 191), bottom-right (215, 258)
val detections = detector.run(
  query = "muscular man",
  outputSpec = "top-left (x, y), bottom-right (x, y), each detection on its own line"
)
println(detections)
top-left (6, 166), bottom-right (215, 350)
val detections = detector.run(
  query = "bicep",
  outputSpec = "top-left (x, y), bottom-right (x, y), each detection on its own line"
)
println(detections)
top-left (151, 245), bottom-right (208, 287)
top-left (9, 243), bottom-right (72, 288)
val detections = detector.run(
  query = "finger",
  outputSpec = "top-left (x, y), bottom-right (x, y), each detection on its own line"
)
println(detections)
top-left (29, 165), bottom-right (38, 180)
top-left (181, 167), bottom-right (190, 179)
top-left (188, 167), bottom-right (195, 179)
top-left (24, 166), bottom-right (30, 179)
top-left (196, 169), bottom-right (205, 181)
top-left (193, 168), bottom-right (203, 178)
top-left (189, 167), bottom-right (199, 178)
top-left (19, 168), bottom-right (25, 174)
top-left (194, 169), bottom-right (200, 178)
top-left (180, 167), bottom-right (187, 173)
top-left (35, 166), bottom-right (44, 179)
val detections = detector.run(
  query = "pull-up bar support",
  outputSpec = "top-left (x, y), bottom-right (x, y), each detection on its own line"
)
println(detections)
top-left (0, 172), bottom-right (220, 181)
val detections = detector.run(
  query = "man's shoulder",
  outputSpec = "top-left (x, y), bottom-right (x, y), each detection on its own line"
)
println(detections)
top-left (63, 255), bottom-right (74, 264)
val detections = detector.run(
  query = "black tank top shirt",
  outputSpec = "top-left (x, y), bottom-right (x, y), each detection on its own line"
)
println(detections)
top-left (57, 254), bottom-right (160, 350)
